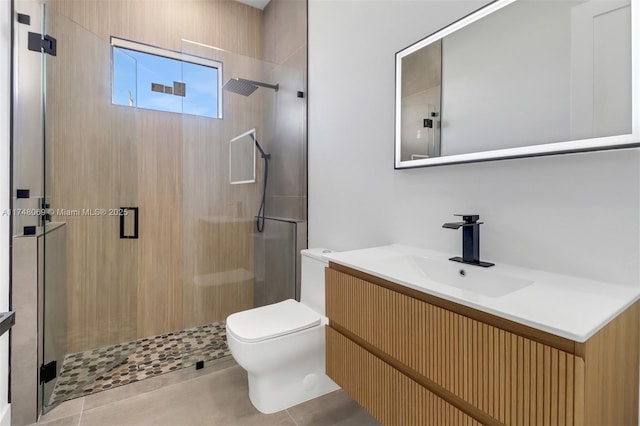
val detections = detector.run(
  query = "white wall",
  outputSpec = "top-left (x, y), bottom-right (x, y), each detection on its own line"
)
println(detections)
top-left (0, 0), bottom-right (11, 424)
top-left (308, 0), bottom-right (640, 287)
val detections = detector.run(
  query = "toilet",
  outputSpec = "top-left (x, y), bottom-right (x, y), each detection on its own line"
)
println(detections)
top-left (226, 248), bottom-right (340, 414)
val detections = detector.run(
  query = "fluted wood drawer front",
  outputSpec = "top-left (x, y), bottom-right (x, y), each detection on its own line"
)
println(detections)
top-left (326, 268), bottom-right (579, 425)
top-left (326, 326), bottom-right (481, 426)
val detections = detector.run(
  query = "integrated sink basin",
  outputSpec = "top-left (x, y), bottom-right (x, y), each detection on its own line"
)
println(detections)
top-left (410, 256), bottom-right (533, 297)
top-left (323, 243), bottom-right (640, 342)
top-left (325, 244), bottom-right (534, 298)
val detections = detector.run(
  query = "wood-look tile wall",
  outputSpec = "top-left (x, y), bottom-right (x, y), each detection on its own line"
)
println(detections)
top-left (326, 326), bottom-right (481, 426)
top-left (45, 14), bottom-right (140, 350)
top-left (45, 0), bottom-right (264, 352)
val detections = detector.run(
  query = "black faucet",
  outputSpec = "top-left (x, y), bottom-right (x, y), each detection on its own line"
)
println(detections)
top-left (442, 214), bottom-right (494, 267)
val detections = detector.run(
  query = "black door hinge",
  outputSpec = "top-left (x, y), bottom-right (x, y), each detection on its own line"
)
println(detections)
top-left (28, 32), bottom-right (57, 56)
top-left (17, 14), bottom-right (31, 25)
top-left (40, 361), bottom-right (57, 383)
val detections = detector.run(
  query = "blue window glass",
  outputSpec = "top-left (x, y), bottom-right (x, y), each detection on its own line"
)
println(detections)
top-left (183, 61), bottom-right (219, 118)
top-left (112, 41), bottom-right (221, 119)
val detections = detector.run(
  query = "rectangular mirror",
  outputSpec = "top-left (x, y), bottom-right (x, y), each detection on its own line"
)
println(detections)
top-left (230, 129), bottom-right (256, 184)
top-left (395, 0), bottom-right (639, 168)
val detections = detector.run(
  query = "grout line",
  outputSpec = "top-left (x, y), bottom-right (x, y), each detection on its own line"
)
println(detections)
top-left (77, 398), bottom-right (85, 426)
top-left (285, 408), bottom-right (300, 426)
top-left (37, 396), bottom-right (85, 425)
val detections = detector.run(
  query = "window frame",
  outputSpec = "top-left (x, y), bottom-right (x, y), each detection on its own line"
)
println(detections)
top-left (110, 36), bottom-right (224, 119)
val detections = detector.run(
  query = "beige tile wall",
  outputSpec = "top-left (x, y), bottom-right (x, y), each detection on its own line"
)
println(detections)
top-left (261, 0), bottom-right (307, 221)
top-left (44, 0), bottom-right (264, 351)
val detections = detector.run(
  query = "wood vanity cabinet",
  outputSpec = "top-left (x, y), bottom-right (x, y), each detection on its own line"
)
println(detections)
top-left (325, 264), bottom-right (640, 426)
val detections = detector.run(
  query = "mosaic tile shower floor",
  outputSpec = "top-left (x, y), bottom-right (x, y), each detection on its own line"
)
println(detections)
top-left (49, 321), bottom-right (230, 405)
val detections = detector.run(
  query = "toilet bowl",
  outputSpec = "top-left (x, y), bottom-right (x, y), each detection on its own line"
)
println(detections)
top-left (226, 248), bottom-right (340, 414)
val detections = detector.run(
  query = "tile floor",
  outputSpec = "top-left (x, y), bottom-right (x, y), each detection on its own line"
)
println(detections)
top-left (50, 322), bottom-right (229, 405)
top-left (36, 358), bottom-right (381, 426)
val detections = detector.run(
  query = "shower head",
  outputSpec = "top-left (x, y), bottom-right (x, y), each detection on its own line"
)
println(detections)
top-left (223, 78), bottom-right (279, 97)
top-left (223, 78), bottom-right (259, 96)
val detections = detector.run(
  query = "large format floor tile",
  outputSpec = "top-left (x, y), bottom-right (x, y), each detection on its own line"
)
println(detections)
top-left (288, 390), bottom-right (381, 426)
top-left (37, 361), bottom-right (380, 426)
top-left (79, 365), bottom-right (289, 426)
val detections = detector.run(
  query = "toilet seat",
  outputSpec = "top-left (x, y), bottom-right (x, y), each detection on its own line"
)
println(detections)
top-left (226, 299), bottom-right (322, 343)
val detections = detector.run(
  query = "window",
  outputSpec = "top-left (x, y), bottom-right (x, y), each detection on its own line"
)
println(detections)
top-left (111, 37), bottom-right (223, 119)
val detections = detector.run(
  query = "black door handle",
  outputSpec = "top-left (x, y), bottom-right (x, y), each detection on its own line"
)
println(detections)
top-left (119, 207), bottom-right (139, 239)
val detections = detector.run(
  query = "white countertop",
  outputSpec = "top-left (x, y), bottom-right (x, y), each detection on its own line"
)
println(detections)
top-left (323, 244), bottom-right (640, 343)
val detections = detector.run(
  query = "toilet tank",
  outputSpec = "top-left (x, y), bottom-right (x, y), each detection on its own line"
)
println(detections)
top-left (300, 248), bottom-right (334, 315)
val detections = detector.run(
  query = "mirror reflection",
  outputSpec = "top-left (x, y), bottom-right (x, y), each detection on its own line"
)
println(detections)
top-left (400, 40), bottom-right (441, 161)
top-left (396, 0), bottom-right (634, 167)
top-left (230, 129), bottom-right (256, 184)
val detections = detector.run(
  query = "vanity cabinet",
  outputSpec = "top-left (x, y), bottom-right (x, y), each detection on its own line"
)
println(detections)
top-left (325, 264), bottom-right (640, 426)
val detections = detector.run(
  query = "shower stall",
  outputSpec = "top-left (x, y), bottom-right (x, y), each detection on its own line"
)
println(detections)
top-left (11, 1), bottom-right (307, 422)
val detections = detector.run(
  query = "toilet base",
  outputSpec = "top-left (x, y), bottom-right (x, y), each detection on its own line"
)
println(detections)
top-left (248, 367), bottom-right (339, 414)
top-left (227, 320), bottom-right (340, 414)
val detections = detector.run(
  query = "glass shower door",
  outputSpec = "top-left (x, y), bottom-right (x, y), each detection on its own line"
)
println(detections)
top-left (178, 39), bottom-right (305, 369)
top-left (179, 40), bottom-right (271, 368)
top-left (39, 8), bottom-right (139, 411)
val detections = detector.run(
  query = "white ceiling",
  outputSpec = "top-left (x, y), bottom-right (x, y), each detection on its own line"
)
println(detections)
top-left (235, 0), bottom-right (271, 10)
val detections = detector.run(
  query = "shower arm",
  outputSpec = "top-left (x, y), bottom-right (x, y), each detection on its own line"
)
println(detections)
top-left (240, 78), bottom-right (279, 92)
